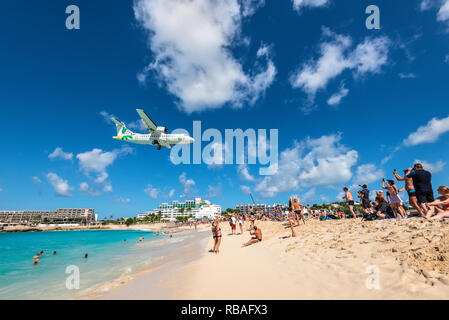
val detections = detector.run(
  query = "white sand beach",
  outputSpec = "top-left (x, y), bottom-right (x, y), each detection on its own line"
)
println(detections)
top-left (96, 218), bottom-right (449, 300)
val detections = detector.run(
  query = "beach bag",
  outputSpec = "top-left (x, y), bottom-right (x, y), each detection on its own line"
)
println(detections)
top-left (362, 212), bottom-right (378, 221)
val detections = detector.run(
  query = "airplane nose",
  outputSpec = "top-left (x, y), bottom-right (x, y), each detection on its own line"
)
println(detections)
top-left (190, 137), bottom-right (195, 143)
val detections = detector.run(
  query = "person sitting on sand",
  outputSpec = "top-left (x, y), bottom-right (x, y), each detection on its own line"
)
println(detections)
top-left (425, 186), bottom-right (449, 220)
top-left (242, 225), bottom-right (262, 247)
top-left (374, 193), bottom-right (395, 219)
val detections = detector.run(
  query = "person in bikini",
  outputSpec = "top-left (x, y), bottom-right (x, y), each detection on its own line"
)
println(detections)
top-left (290, 196), bottom-right (306, 226)
top-left (211, 217), bottom-right (222, 254)
top-left (342, 187), bottom-right (356, 219)
top-left (288, 209), bottom-right (297, 237)
top-left (393, 169), bottom-right (424, 217)
top-left (382, 179), bottom-right (407, 217)
top-left (425, 186), bottom-right (449, 220)
top-left (242, 225), bottom-right (262, 247)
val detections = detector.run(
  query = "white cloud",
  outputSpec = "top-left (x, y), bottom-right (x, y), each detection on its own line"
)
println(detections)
top-left (238, 164), bottom-right (256, 181)
top-left (168, 189), bottom-right (175, 198)
top-left (327, 84), bottom-right (348, 106)
top-left (49, 147), bottom-right (73, 161)
top-left (255, 134), bottom-right (358, 198)
top-left (127, 119), bottom-right (147, 132)
top-left (179, 172), bottom-right (197, 194)
top-left (415, 159), bottom-right (446, 173)
top-left (113, 197), bottom-right (131, 204)
top-left (399, 72), bottom-right (416, 79)
top-left (290, 28), bottom-right (390, 104)
top-left (292, 0), bottom-right (329, 12)
top-left (144, 184), bottom-right (160, 199)
top-left (353, 164), bottom-right (384, 185)
top-left (420, 0), bottom-right (437, 11)
top-left (421, 0), bottom-right (449, 26)
top-left (208, 184), bottom-right (221, 197)
top-left (99, 110), bottom-right (116, 123)
top-left (301, 188), bottom-right (316, 203)
top-left (79, 182), bottom-right (101, 196)
top-left (46, 172), bottom-right (73, 197)
top-left (134, 0), bottom-right (276, 113)
top-left (76, 146), bottom-right (134, 192)
top-left (403, 115), bottom-right (449, 146)
top-left (437, 0), bottom-right (449, 24)
top-left (32, 176), bottom-right (42, 185)
top-left (240, 185), bottom-right (252, 195)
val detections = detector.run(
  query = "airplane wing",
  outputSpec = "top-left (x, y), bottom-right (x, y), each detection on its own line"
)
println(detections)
top-left (136, 109), bottom-right (158, 133)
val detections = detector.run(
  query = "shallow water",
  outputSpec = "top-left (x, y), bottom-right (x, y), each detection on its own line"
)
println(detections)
top-left (0, 229), bottom-right (190, 299)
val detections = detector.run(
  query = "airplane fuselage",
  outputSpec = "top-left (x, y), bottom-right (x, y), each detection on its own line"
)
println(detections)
top-left (113, 132), bottom-right (194, 146)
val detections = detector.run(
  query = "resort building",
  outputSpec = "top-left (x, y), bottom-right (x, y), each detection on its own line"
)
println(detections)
top-left (0, 208), bottom-right (97, 225)
top-left (138, 198), bottom-right (221, 222)
top-left (235, 203), bottom-right (288, 215)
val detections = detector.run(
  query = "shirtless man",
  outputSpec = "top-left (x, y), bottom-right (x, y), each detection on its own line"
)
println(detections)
top-left (393, 169), bottom-right (424, 216)
top-left (242, 225), bottom-right (262, 247)
top-left (342, 187), bottom-right (356, 219)
top-left (290, 196), bottom-right (306, 226)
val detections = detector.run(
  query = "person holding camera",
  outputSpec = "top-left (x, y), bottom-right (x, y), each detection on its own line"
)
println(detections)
top-left (393, 168), bottom-right (425, 217)
top-left (359, 184), bottom-right (371, 213)
top-left (382, 179), bottom-right (407, 217)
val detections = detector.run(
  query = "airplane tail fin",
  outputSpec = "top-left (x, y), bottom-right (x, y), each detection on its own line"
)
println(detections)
top-left (111, 118), bottom-right (133, 137)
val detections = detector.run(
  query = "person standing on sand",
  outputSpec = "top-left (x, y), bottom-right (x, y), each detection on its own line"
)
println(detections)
top-left (288, 210), bottom-right (296, 237)
top-left (230, 215), bottom-right (237, 235)
top-left (238, 215), bottom-right (244, 235)
top-left (342, 187), bottom-right (356, 219)
top-left (211, 217), bottom-right (222, 254)
top-left (405, 163), bottom-right (434, 213)
top-left (359, 185), bottom-right (371, 213)
top-left (290, 196), bottom-right (305, 226)
top-left (393, 169), bottom-right (424, 217)
top-left (382, 179), bottom-right (407, 217)
top-left (242, 225), bottom-right (262, 247)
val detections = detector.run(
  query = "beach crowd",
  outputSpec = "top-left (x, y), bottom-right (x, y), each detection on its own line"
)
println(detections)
top-left (210, 162), bottom-right (449, 253)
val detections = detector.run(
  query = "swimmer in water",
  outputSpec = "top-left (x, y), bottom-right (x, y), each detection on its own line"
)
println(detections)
top-left (84, 254), bottom-right (88, 259)
top-left (33, 259), bottom-right (39, 265)
top-left (139, 236), bottom-right (144, 242)
top-left (53, 251), bottom-right (57, 255)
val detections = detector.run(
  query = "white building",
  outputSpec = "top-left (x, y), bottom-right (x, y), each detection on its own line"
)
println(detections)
top-left (138, 198), bottom-right (221, 222)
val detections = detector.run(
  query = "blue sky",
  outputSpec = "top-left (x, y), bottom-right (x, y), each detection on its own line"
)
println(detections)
top-left (1, 0), bottom-right (449, 219)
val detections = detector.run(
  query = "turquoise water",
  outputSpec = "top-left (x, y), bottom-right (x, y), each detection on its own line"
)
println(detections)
top-left (0, 229), bottom-right (186, 299)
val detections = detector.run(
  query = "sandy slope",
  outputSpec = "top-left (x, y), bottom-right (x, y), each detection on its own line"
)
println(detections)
top-left (100, 218), bottom-right (449, 300)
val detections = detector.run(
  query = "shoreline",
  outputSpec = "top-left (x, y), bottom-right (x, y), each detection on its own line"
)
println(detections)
top-left (91, 227), bottom-right (210, 300)
top-left (96, 218), bottom-right (449, 300)
top-left (0, 222), bottom-right (195, 233)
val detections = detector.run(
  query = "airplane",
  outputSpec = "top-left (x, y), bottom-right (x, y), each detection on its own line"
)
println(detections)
top-left (111, 109), bottom-right (195, 150)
